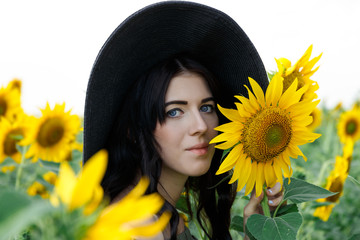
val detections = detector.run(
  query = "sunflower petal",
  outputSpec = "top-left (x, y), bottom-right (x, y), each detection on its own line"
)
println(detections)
top-left (217, 104), bottom-right (242, 122)
top-left (255, 163), bottom-right (265, 197)
top-left (245, 162), bottom-right (257, 196)
top-left (248, 77), bottom-right (266, 108)
top-left (216, 144), bottom-right (243, 174)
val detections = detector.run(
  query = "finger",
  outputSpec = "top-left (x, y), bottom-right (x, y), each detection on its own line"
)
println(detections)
top-left (266, 182), bottom-right (282, 197)
top-left (268, 194), bottom-right (283, 208)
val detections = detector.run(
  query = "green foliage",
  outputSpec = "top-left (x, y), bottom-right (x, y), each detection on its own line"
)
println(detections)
top-left (247, 213), bottom-right (303, 240)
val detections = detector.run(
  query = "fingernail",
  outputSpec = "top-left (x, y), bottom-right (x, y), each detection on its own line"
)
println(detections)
top-left (267, 189), bottom-right (273, 194)
top-left (269, 200), bottom-right (273, 205)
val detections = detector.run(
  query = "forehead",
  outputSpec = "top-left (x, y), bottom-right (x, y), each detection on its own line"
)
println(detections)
top-left (165, 72), bottom-right (213, 101)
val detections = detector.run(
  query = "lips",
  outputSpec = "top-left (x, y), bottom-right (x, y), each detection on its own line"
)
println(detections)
top-left (186, 143), bottom-right (209, 155)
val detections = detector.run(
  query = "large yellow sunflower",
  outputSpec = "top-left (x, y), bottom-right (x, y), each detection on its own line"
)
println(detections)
top-left (21, 103), bottom-right (81, 162)
top-left (0, 114), bottom-right (35, 163)
top-left (276, 45), bottom-right (322, 102)
top-left (210, 74), bottom-right (321, 197)
top-left (337, 105), bottom-right (360, 144)
top-left (0, 84), bottom-right (23, 122)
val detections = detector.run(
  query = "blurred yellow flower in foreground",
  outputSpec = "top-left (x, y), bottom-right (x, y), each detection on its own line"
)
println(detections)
top-left (85, 177), bottom-right (171, 240)
top-left (337, 105), bottom-right (360, 144)
top-left (276, 45), bottom-right (322, 102)
top-left (51, 149), bottom-right (107, 215)
top-left (210, 74), bottom-right (321, 197)
top-left (21, 103), bottom-right (81, 162)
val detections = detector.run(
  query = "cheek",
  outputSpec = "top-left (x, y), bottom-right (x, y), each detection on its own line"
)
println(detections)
top-left (207, 114), bottom-right (219, 138)
top-left (154, 123), bottom-right (183, 150)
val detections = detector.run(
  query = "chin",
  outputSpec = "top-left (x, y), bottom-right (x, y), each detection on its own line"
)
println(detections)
top-left (188, 162), bottom-right (212, 177)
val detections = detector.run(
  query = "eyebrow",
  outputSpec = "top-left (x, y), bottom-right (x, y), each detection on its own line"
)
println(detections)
top-left (164, 97), bottom-right (215, 107)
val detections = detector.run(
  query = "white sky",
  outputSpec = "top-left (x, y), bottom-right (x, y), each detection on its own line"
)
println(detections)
top-left (1, 0), bottom-right (360, 116)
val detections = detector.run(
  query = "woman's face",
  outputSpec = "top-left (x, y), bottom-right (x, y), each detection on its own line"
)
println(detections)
top-left (154, 72), bottom-right (219, 179)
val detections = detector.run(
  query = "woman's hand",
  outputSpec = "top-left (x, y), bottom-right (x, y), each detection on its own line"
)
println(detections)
top-left (243, 182), bottom-right (284, 239)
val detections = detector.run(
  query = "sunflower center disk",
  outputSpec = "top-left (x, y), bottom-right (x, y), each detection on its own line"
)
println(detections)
top-left (242, 108), bottom-right (292, 163)
top-left (0, 98), bottom-right (7, 116)
top-left (37, 118), bottom-right (65, 147)
top-left (4, 129), bottom-right (23, 155)
top-left (346, 120), bottom-right (357, 135)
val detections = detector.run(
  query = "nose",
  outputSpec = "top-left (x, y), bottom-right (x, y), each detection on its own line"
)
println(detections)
top-left (189, 111), bottom-right (208, 136)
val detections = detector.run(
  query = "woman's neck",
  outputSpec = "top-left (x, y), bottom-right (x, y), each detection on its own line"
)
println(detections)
top-left (157, 165), bottom-right (188, 206)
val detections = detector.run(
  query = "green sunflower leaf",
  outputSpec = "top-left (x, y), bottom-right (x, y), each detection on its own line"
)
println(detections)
top-left (246, 212), bottom-right (303, 240)
top-left (230, 215), bottom-right (244, 233)
top-left (283, 177), bottom-right (336, 204)
top-left (0, 188), bottom-right (54, 239)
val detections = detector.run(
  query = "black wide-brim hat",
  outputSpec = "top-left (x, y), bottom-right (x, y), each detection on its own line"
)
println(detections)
top-left (84, 1), bottom-right (269, 162)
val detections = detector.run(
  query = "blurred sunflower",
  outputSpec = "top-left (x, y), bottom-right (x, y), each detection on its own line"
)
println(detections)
top-left (0, 84), bottom-right (23, 122)
top-left (324, 156), bottom-right (348, 203)
top-left (276, 45), bottom-right (322, 102)
top-left (43, 171), bottom-right (58, 185)
top-left (27, 181), bottom-right (50, 199)
top-left (21, 103), bottom-right (81, 162)
top-left (337, 105), bottom-right (360, 144)
top-left (307, 107), bottom-right (322, 131)
top-left (85, 177), bottom-right (171, 240)
top-left (210, 74), bottom-right (321, 197)
top-left (7, 78), bottom-right (22, 93)
top-left (314, 156), bottom-right (348, 221)
top-left (0, 114), bottom-right (34, 163)
top-left (313, 203), bottom-right (335, 222)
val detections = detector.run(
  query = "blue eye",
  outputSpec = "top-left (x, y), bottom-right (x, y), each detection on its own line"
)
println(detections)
top-left (200, 104), bottom-right (214, 113)
top-left (166, 108), bottom-right (182, 117)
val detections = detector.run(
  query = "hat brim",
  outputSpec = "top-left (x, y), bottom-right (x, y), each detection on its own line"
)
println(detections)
top-left (84, 1), bottom-right (268, 162)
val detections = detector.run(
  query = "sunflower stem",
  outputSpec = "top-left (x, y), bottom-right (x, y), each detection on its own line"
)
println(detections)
top-left (15, 145), bottom-right (27, 190)
top-left (273, 199), bottom-right (286, 218)
top-left (260, 187), bottom-right (271, 218)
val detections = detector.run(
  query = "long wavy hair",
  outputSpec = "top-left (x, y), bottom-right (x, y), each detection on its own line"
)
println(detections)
top-left (104, 56), bottom-right (236, 240)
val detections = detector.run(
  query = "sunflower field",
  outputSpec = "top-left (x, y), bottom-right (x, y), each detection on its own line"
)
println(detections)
top-left (1, 45), bottom-right (360, 240)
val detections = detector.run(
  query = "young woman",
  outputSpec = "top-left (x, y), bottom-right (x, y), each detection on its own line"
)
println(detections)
top-left (83, 2), bottom-right (283, 239)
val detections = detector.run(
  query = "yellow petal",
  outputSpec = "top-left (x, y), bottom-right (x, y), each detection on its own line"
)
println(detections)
top-left (210, 132), bottom-right (240, 146)
top-left (248, 77), bottom-right (266, 108)
top-left (244, 85), bottom-right (260, 111)
top-left (128, 212), bottom-right (171, 238)
top-left (273, 158), bottom-right (283, 186)
top-left (217, 104), bottom-right (242, 122)
top-left (234, 95), bottom-right (257, 115)
top-left (265, 73), bottom-right (283, 106)
top-left (264, 161), bottom-right (277, 188)
top-left (216, 144), bottom-right (243, 174)
top-left (245, 162), bottom-right (257, 196)
top-left (235, 156), bottom-right (252, 191)
top-left (214, 121), bottom-right (243, 133)
top-left (235, 103), bottom-right (252, 118)
top-left (70, 149), bottom-right (108, 210)
top-left (255, 163), bottom-right (265, 197)
top-left (55, 162), bottom-right (77, 205)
